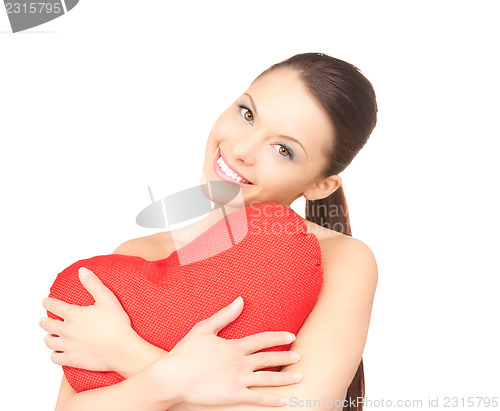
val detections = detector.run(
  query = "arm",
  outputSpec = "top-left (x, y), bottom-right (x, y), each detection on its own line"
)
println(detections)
top-left (170, 236), bottom-right (379, 410)
top-left (55, 358), bottom-right (183, 411)
top-left (46, 287), bottom-right (301, 410)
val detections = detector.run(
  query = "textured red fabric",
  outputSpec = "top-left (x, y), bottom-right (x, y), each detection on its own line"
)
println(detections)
top-left (47, 202), bottom-right (323, 393)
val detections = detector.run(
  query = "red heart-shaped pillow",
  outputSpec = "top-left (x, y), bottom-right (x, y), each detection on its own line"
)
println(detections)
top-left (47, 202), bottom-right (323, 392)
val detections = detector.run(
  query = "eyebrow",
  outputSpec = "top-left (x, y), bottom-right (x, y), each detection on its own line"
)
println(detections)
top-left (243, 92), bottom-right (308, 159)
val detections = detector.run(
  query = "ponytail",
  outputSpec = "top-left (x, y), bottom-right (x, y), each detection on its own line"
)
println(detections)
top-left (305, 185), bottom-right (365, 411)
top-left (305, 185), bottom-right (351, 236)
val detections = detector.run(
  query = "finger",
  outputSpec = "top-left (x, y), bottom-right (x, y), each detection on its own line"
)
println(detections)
top-left (44, 333), bottom-right (65, 351)
top-left (42, 297), bottom-right (72, 319)
top-left (78, 267), bottom-right (117, 305)
top-left (237, 331), bottom-right (296, 354)
top-left (245, 370), bottom-right (303, 389)
top-left (246, 351), bottom-right (301, 371)
top-left (193, 296), bottom-right (244, 335)
top-left (50, 350), bottom-right (67, 366)
top-left (39, 317), bottom-right (64, 336)
top-left (239, 387), bottom-right (291, 407)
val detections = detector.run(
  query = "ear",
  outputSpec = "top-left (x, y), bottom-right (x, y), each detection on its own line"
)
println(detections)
top-left (303, 174), bottom-right (342, 201)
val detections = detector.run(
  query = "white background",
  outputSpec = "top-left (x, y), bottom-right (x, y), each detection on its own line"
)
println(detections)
top-left (1, 1), bottom-right (499, 409)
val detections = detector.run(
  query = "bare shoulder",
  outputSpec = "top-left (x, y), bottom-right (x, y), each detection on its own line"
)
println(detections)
top-left (301, 218), bottom-right (378, 283)
top-left (322, 235), bottom-right (378, 276)
top-left (112, 231), bottom-right (173, 261)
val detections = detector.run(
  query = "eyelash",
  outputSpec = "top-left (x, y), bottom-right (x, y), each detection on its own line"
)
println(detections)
top-left (236, 102), bottom-right (295, 161)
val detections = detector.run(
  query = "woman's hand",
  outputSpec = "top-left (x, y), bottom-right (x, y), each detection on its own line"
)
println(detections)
top-left (40, 267), bottom-right (141, 373)
top-left (151, 296), bottom-right (302, 408)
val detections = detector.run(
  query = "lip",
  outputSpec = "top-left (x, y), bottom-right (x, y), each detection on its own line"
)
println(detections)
top-left (213, 146), bottom-right (254, 187)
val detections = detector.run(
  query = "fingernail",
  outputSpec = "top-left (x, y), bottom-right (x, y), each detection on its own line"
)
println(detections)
top-left (279, 397), bottom-right (289, 405)
top-left (290, 352), bottom-right (301, 362)
top-left (79, 267), bottom-right (90, 276)
top-left (292, 371), bottom-right (303, 380)
top-left (285, 333), bottom-right (296, 343)
top-left (230, 296), bottom-right (243, 307)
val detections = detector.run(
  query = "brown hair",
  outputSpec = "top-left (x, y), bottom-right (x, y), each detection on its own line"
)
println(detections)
top-left (254, 52), bottom-right (378, 411)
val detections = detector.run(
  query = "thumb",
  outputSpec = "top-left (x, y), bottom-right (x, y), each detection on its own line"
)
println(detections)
top-left (194, 296), bottom-right (244, 336)
top-left (78, 267), bottom-right (117, 306)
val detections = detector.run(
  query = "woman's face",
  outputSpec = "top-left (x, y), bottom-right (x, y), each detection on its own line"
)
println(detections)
top-left (201, 67), bottom-right (338, 208)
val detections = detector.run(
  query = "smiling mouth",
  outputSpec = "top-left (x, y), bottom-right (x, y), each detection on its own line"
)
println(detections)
top-left (214, 148), bottom-right (254, 185)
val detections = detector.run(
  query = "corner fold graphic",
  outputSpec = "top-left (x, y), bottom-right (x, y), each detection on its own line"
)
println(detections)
top-left (64, 0), bottom-right (78, 12)
top-left (5, 0), bottom-right (80, 33)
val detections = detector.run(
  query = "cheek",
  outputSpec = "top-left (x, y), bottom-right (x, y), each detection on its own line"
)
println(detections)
top-left (272, 167), bottom-right (309, 190)
top-left (261, 162), bottom-right (295, 185)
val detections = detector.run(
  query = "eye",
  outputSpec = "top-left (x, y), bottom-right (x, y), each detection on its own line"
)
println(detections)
top-left (272, 143), bottom-right (295, 160)
top-left (237, 103), bottom-right (254, 123)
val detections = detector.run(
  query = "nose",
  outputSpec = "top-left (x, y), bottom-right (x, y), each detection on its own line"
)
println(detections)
top-left (230, 137), bottom-right (258, 166)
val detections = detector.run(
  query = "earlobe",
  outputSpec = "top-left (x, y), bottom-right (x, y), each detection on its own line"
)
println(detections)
top-left (303, 174), bottom-right (342, 201)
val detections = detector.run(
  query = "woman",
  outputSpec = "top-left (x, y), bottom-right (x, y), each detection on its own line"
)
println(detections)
top-left (40, 52), bottom-right (379, 410)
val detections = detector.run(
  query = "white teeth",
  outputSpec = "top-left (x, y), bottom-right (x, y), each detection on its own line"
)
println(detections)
top-left (217, 154), bottom-right (252, 184)
top-left (224, 169), bottom-right (234, 178)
